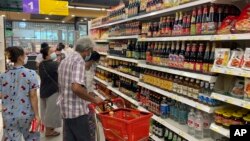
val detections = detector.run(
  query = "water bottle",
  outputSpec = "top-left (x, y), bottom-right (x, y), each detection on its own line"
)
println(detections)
top-left (187, 109), bottom-right (195, 135)
top-left (203, 113), bottom-right (211, 138)
top-left (174, 102), bottom-right (179, 121)
top-left (170, 100), bottom-right (175, 119)
top-left (194, 111), bottom-right (204, 139)
top-left (160, 97), bottom-right (169, 119)
top-left (179, 104), bottom-right (187, 125)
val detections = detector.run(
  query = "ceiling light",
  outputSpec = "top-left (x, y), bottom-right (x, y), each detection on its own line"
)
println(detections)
top-left (69, 6), bottom-right (104, 11)
top-left (22, 19), bottom-right (26, 21)
top-left (1, 15), bottom-right (6, 17)
top-left (80, 19), bottom-right (83, 22)
top-left (71, 15), bottom-right (75, 17)
top-left (62, 21), bottom-right (65, 23)
top-left (84, 18), bottom-right (87, 20)
top-left (45, 17), bottom-right (49, 20)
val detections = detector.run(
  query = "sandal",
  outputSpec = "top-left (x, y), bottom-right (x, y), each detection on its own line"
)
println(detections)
top-left (45, 131), bottom-right (60, 137)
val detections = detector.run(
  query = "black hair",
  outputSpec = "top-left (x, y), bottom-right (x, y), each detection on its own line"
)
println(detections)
top-left (57, 43), bottom-right (65, 51)
top-left (41, 42), bottom-right (49, 49)
top-left (89, 51), bottom-right (100, 62)
top-left (40, 47), bottom-right (50, 59)
top-left (5, 47), bottom-right (24, 63)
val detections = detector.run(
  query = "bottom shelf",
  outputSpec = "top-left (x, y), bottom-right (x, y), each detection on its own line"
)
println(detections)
top-left (210, 123), bottom-right (230, 138)
top-left (150, 134), bottom-right (164, 141)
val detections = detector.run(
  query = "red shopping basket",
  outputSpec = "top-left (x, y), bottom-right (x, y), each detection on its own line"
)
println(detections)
top-left (89, 98), bottom-right (153, 141)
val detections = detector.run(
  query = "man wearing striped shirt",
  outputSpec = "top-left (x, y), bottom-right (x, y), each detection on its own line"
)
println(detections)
top-left (58, 37), bottom-right (103, 141)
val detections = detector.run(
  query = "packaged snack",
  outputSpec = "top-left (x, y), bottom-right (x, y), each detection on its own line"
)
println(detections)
top-left (244, 78), bottom-right (250, 101)
top-left (235, 4), bottom-right (250, 33)
top-left (242, 48), bottom-right (250, 70)
top-left (217, 16), bottom-right (238, 34)
top-left (230, 78), bottom-right (244, 99)
top-left (214, 48), bottom-right (231, 67)
top-left (227, 48), bottom-right (244, 68)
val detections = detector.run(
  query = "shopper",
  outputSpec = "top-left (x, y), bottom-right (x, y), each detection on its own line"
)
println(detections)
top-left (64, 44), bottom-right (74, 57)
top-left (58, 37), bottom-right (103, 141)
top-left (39, 46), bottom-right (61, 137)
top-left (85, 51), bottom-right (101, 95)
top-left (55, 43), bottom-right (66, 62)
top-left (0, 47), bottom-right (40, 140)
top-left (35, 42), bottom-right (49, 68)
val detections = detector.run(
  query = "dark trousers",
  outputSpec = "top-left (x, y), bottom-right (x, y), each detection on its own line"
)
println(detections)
top-left (63, 115), bottom-right (95, 141)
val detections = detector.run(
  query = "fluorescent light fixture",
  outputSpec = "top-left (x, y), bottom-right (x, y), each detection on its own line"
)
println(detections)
top-left (71, 15), bottom-right (75, 17)
top-left (68, 6), bottom-right (109, 11)
top-left (80, 19), bottom-right (84, 22)
top-left (62, 21), bottom-right (65, 23)
top-left (45, 17), bottom-right (49, 20)
top-left (22, 19), bottom-right (26, 21)
top-left (84, 18), bottom-right (87, 20)
top-left (1, 15), bottom-right (5, 17)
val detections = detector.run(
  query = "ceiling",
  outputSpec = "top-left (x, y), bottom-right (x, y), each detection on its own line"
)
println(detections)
top-left (0, 0), bottom-right (110, 23)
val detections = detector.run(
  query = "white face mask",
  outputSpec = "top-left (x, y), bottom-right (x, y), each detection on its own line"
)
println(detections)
top-left (50, 52), bottom-right (57, 60)
top-left (24, 56), bottom-right (28, 65)
top-left (84, 52), bottom-right (92, 61)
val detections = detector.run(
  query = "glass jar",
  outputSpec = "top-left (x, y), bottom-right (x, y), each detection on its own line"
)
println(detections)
top-left (214, 109), bottom-right (223, 125)
top-left (232, 112), bottom-right (243, 125)
top-left (222, 112), bottom-right (232, 128)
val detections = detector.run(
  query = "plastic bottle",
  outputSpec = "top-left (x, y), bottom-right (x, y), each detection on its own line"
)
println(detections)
top-left (170, 100), bottom-right (176, 120)
top-left (179, 104), bottom-right (187, 125)
top-left (160, 97), bottom-right (169, 119)
top-left (203, 113), bottom-right (211, 138)
top-left (187, 108), bottom-right (195, 135)
top-left (174, 102), bottom-right (179, 121)
top-left (194, 111), bottom-right (204, 139)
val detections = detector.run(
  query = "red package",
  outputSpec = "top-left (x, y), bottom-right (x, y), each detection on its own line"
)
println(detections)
top-left (29, 118), bottom-right (45, 133)
top-left (217, 16), bottom-right (238, 34)
top-left (235, 4), bottom-right (250, 33)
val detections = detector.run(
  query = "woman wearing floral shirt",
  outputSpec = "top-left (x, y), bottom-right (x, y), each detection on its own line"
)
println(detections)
top-left (0, 47), bottom-right (40, 141)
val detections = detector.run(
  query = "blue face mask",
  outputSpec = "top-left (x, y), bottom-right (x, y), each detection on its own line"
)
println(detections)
top-left (84, 52), bottom-right (91, 61)
top-left (50, 52), bottom-right (57, 60)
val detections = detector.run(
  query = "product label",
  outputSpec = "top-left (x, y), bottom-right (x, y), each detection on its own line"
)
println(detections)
top-left (190, 24), bottom-right (196, 35)
top-left (194, 122), bottom-right (203, 131)
top-left (188, 119), bottom-right (194, 127)
top-left (196, 23), bottom-right (202, 34)
top-left (196, 63), bottom-right (203, 72)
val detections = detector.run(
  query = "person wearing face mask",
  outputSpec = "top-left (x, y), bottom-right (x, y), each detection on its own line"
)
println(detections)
top-left (58, 37), bottom-right (103, 141)
top-left (0, 47), bottom-right (40, 140)
top-left (38, 46), bottom-right (61, 137)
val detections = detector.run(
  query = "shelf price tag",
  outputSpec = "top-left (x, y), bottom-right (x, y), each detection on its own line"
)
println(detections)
top-left (231, 35), bottom-right (237, 40)
top-left (243, 103), bottom-right (250, 109)
top-left (178, 131), bottom-right (185, 138)
top-left (224, 98), bottom-right (233, 104)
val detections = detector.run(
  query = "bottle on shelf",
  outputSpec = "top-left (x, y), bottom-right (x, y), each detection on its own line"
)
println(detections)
top-left (194, 111), bottom-right (204, 139)
top-left (207, 3), bottom-right (217, 34)
top-left (208, 42), bottom-right (215, 72)
top-left (184, 43), bottom-right (191, 70)
top-left (189, 43), bottom-right (197, 71)
top-left (190, 7), bottom-right (197, 35)
top-left (196, 43), bottom-right (205, 72)
top-left (196, 6), bottom-right (203, 35)
top-left (160, 97), bottom-right (169, 119)
top-left (187, 108), bottom-right (195, 135)
top-left (202, 42), bottom-right (210, 73)
top-left (201, 5), bottom-right (208, 34)
top-left (203, 113), bottom-right (211, 138)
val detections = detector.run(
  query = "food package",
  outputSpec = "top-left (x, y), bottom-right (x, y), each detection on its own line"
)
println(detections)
top-left (214, 48), bottom-right (231, 67)
top-left (227, 48), bottom-right (244, 68)
top-left (217, 16), bottom-right (238, 34)
top-left (244, 78), bottom-right (250, 100)
top-left (230, 78), bottom-right (244, 98)
top-left (242, 48), bottom-right (250, 70)
top-left (235, 4), bottom-right (250, 33)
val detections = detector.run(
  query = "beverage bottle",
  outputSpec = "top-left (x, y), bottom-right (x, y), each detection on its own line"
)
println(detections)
top-left (170, 100), bottom-right (175, 120)
top-left (182, 14), bottom-right (187, 35)
top-left (160, 97), bottom-right (169, 119)
top-left (169, 41), bottom-right (176, 67)
top-left (203, 113), bottom-right (211, 138)
top-left (207, 3), bottom-right (217, 34)
top-left (161, 17), bottom-right (166, 36)
top-left (187, 108), bottom-right (195, 135)
top-left (217, 6), bottom-right (223, 29)
top-left (178, 104), bottom-right (185, 124)
top-left (174, 102), bottom-right (179, 122)
top-left (182, 77), bottom-right (189, 97)
top-left (164, 128), bottom-right (169, 141)
top-left (172, 134), bottom-right (177, 141)
top-left (193, 80), bottom-right (200, 101)
top-left (141, 42), bottom-right (147, 60)
top-left (189, 43), bottom-right (197, 71)
top-left (146, 42), bottom-right (152, 63)
top-left (185, 14), bottom-right (191, 35)
top-left (196, 43), bottom-right (205, 72)
top-left (201, 5), bottom-right (208, 34)
top-left (202, 42), bottom-right (210, 73)
top-left (167, 130), bottom-right (173, 141)
top-left (178, 41), bottom-right (185, 68)
top-left (190, 8), bottom-right (197, 35)
top-left (173, 41), bottom-right (180, 67)
top-left (165, 16), bottom-right (172, 36)
top-left (165, 42), bottom-right (171, 66)
top-left (177, 11), bottom-right (183, 36)
top-left (173, 12), bottom-right (179, 36)
top-left (196, 6), bottom-right (203, 35)
top-left (194, 111), bottom-right (204, 139)
top-left (177, 136), bottom-right (182, 141)
top-left (152, 42), bottom-right (158, 64)
top-left (208, 42), bottom-right (215, 72)
top-left (159, 123), bottom-right (165, 138)
top-left (184, 43), bottom-right (191, 70)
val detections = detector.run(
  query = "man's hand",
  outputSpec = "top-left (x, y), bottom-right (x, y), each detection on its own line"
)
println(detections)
top-left (93, 97), bottom-right (103, 104)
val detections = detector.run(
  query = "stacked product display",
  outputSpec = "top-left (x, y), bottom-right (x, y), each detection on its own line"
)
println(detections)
top-left (91, 0), bottom-right (250, 140)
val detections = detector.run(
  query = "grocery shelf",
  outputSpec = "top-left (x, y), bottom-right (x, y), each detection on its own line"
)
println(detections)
top-left (107, 55), bottom-right (145, 64)
top-left (107, 86), bottom-right (139, 106)
top-left (211, 92), bottom-right (250, 109)
top-left (94, 39), bottom-right (108, 43)
top-left (138, 35), bottom-right (212, 42)
top-left (91, 0), bottom-right (232, 30)
top-left (138, 82), bottom-right (220, 113)
top-left (98, 52), bottom-right (108, 56)
top-left (210, 123), bottom-right (230, 138)
top-left (107, 35), bottom-right (139, 40)
top-left (212, 33), bottom-right (250, 41)
top-left (211, 67), bottom-right (250, 78)
top-left (150, 134), bottom-right (164, 141)
top-left (138, 63), bottom-right (217, 83)
top-left (138, 107), bottom-right (213, 141)
top-left (97, 65), bottom-right (140, 82)
top-left (94, 76), bottom-right (108, 86)
top-left (93, 90), bottom-right (106, 100)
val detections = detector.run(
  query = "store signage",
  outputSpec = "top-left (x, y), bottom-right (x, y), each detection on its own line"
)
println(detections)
top-left (23, 0), bottom-right (39, 14)
top-left (22, 0), bottom-right (68, 16)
